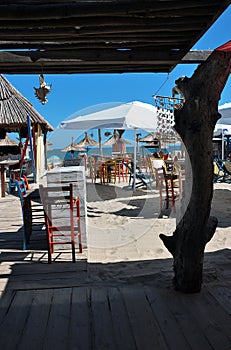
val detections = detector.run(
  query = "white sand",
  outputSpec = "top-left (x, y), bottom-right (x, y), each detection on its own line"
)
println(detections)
top-left (86, 181), bottom-right (231, 264)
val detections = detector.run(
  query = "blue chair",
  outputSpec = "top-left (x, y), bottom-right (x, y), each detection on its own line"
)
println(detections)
top-left (9, 164), bottom-right (28, 194)
top-left (15, 179), bottom-right (44, 250)
top-left (123, 161), bottom-right (154, 190)
top-left (14, 178), bottom-right (28, 249)
top-left (15, 178), bottom-right (27, 201)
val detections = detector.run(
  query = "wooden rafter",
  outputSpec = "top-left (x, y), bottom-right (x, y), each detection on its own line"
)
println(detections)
top-left (0, 0), bottom-right (229, 74)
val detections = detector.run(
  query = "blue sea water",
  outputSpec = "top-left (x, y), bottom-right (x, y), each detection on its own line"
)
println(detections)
top-left (47, 144), bottom-right (182, 161)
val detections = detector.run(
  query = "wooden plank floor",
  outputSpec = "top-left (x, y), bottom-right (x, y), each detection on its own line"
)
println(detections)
top-left (0, 194), bottom-right (231, 349)
top-left (0, 282), bottom-right (230, 350)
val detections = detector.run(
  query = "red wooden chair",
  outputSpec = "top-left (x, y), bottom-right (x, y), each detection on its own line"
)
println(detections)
top-left (155, 166), bottom-right (176, 211)
top-left (39, 183), bottom-right (82, 263)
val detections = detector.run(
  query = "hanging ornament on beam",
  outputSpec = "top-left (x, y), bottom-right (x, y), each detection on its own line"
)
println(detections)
top-left (153, 87), bottom-right (185, 134)
top-left (34, 74), bottom-right (52, 105)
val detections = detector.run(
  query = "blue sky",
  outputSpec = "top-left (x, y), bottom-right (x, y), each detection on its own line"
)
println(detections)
top-left (4, 6), bottom-right (231, 148)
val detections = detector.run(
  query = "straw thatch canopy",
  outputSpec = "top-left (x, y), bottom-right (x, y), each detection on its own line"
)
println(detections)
top-left (0, 74), bottom-right (53, 135)
top-left (104, 134), bottom-right (131, 146)
top-left (76, 132), bottom-right (98, 147)
top-left (0, 133), bottom-right (18, 146)
top-left (61, 138), bottom-right (86, 153)
top-left (138, 133), bottom-right (157, 142)
top-left (0, 133), bottom-right (21, 156)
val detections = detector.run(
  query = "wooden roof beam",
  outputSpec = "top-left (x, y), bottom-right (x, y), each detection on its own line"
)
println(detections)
top-left (0, 1), bottom-right (223, 20)
top-left (0, 24), bottom-right (205, 38)
top-left (0, 16), bottom-right (214, 29)
top-left (0, 49), bottom-right (212, 64)
top-left (0, 50), bottom-right (212, 75)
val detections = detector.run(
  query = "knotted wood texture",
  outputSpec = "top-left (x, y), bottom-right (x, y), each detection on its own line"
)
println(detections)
top-left (160, 48), bottom-right (231, 293)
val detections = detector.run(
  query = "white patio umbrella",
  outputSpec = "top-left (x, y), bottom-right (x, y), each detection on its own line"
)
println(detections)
top-left (215, 103), bottom-right (231, 158)
top-left (217, 102), bottom-right (231, 125)
top-left (59, 101), bottom-right (166, 190)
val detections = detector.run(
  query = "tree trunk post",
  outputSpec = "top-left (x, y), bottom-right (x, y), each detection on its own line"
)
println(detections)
top-left (160, 48), bottom-right (231, 293)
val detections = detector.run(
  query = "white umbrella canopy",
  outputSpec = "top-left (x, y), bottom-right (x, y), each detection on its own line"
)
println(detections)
top-left (59, 101), bottom-right (159, 131)
top-left (59, 101), bottom-right (167, 190)
top-left (217, 102), bottom-right (231, 125)
top-left (214, 103), bottom-right (231, 159)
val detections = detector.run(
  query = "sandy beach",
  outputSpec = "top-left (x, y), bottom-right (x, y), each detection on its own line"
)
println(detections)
top-left (83, 179), bottom-right (231, 297)
top-left (86, 179), bottom-right (231, 269)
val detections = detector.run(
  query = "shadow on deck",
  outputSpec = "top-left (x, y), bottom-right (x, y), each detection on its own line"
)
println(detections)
top-left (0, 248), bottom-right (230, 350)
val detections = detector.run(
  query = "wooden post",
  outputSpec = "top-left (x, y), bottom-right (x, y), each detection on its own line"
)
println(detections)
top-left (159, 48), bottom-right (231, 293)
top-left (27, 115), bottom-right (37, 183)
top-left (1, 164), bottom-right (5, 197)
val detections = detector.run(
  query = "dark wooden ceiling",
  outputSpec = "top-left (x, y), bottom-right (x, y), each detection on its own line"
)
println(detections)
top-left (0, 1), bottom-right (230, 74)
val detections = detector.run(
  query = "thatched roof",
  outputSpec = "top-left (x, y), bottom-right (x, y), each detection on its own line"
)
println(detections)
top-left (61, 138), bottom-right (86, 153)
top-left (138, 133), bottom-right (157, 142)
top-left (76, 132), bottom-right (98, 147)
top-left (0, 133), bottom-right (18, 146)
top-left (104, 134), bottom-right (131, 146)
top-left (0, 74), bottom-right (53, 133)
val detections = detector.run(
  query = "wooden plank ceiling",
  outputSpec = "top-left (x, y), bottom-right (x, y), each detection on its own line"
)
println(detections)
top-left (0, 1), bottom-right (230, 74)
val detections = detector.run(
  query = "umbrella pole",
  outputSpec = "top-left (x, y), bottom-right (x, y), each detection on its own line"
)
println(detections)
top-left (98, 129), bottom-right (103, 158)
top-left (221, 128), bottom-right (225, 159)
top-left (133, 128), bottom-right (137, 192)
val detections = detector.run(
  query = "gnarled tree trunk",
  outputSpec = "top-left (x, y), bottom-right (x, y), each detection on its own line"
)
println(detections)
top-left (160, 48), bottom-right (231, 293)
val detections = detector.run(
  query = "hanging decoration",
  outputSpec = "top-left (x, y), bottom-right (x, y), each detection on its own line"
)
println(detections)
top-left (34, 74), bottom-right (52, 105)
top-left (153, 87), bottom-right (184, 134)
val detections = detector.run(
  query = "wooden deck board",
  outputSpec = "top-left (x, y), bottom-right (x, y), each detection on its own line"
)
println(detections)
top-left (17, 289), bottom-right (54, 350)
top-left (121, 286), bottom-right (168, 350)
top-left (91, 287), bottom-right (117, 350)
top-left (144, 286), bottom-right (191, 350)
top-left (68, 287), bottom-right (91, 350)
top-left (42, 288), bottom-right (72, 350)
top-left (160, 289), bottom-right (216, 350)
top-left (184, 290), bottom-right (231, 349)
top-left (0, 290), bottom-right (16, 324)
top-left (0, 283), bottom-right (230, 350)
top-left (108, 287), bottom-right (136, 350)
top-left (0, 290), bottom-right (33, 349)
top-left (208, 286), bottom-right (231, 315)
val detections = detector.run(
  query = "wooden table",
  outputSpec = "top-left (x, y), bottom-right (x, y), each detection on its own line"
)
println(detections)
top-left (0, 160), bottom-right (19, 197)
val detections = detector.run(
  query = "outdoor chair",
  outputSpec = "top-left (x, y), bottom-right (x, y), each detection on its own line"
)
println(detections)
top-left (174, 163), bottom-right (185, 203)
top-left (222, 161), bottom-right (231, 182)
top-left (149, 157), bottom-right (166, 188)
top-left (213, 159), bottom-right (231, 182)
top-left (105, 159), bottom-right (117, 184)
top-left (15, 178), bottom-right (44, 250)
top-left (9, 164), bottom-right (29, 194)
top-left (213, 160), bottom-right (225, 182)
top-left (155, 166), bottom-right (177, 211)
top-left (89, 157), bottom-right (97, 183)
top-left (39, 183), bottom-right (82, 263)
top-left (15, 178), bottom-right (27, 201)
top-left (123, 161), bottom-right (154, 190)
